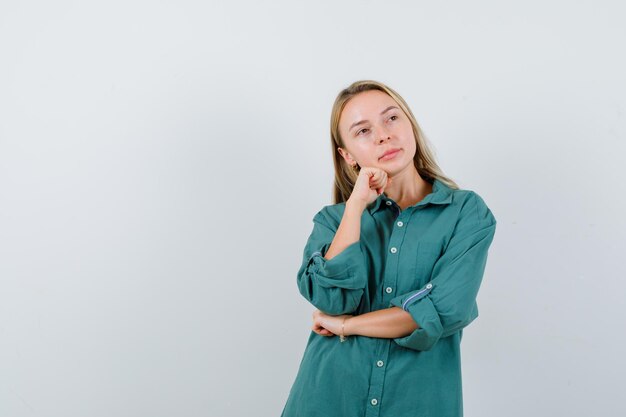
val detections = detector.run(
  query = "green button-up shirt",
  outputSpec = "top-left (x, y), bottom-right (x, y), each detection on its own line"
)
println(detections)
top-left (281, 178), bottom-right (497, 417)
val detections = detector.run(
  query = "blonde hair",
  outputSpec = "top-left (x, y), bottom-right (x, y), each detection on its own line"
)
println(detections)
top-left (329, 80), bottom-right (459, 204)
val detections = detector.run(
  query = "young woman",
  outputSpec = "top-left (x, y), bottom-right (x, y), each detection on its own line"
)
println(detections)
top-left (280, 80), bottom-right (497, 417)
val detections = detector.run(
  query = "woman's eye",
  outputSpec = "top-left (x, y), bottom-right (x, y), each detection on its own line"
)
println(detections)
top-left (389, 115), bottom-right (398, 121)
top-left (357, 128), bottom-right (369, 136)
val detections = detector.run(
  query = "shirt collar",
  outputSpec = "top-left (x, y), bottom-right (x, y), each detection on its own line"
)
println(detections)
top-left (366, 177), bottom-right (453, 215)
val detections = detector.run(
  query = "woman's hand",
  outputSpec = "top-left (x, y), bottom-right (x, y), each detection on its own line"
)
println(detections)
top-left (347, 167), bottom-right (392, 208)
top-left (312, 309), bottom-right (354, 337)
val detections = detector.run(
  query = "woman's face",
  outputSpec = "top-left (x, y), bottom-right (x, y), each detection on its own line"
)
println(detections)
top-left (337, 90), bottom-right (417, 176)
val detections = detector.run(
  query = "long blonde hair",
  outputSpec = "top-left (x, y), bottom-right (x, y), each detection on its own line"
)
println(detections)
top-left (329, 80), bottom-right (459, 204)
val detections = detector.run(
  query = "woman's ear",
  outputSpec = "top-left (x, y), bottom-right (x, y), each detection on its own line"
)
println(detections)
top-left (337, 147), bottom-right (356, 166)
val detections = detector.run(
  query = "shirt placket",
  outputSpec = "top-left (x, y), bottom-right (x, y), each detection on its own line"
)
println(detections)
top-left (365, 201), bottom-right (410, 417)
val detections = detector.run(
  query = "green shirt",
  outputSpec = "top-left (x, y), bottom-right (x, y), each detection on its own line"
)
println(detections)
top-left (281, 178), bottom-right (497, 417)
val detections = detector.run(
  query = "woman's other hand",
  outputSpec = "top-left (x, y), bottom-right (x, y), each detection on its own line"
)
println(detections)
top-left (312, 309), bottom-right (354, 337)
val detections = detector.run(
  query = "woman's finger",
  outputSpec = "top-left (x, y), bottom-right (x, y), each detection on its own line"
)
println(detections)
top-left (313, 326), bottom-right (333, 336)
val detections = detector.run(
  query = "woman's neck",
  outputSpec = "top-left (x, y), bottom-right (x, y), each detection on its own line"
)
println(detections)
top-left (385, 168), bottom-right (433, 209)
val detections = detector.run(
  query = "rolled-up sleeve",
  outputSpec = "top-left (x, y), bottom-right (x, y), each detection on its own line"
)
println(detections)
top-left (296, 209), bottom-right (368, 315)
top-left (388, 192), bottom-right (497, 351)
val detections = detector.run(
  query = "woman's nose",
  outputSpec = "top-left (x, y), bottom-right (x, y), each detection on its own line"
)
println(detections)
top-left (377, 129), bottom-right (391, 143)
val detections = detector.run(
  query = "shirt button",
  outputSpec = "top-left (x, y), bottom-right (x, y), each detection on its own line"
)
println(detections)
top-left (390, 247), bottom-right (397, 253)
top-left (386, 201), bottom-right (392, 206)
top-left (377, 360), bottom-right (384, 367)
top-left (371, 398), bottom-right (378, 406)
top-left (426, 283), bottom-right (433, 289)
top-left (385, 287), bottom-right (393, 293)
top-left (397, 221), bottom-right (403, 227)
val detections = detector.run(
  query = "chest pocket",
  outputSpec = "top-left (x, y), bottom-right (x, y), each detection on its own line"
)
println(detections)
top-left (414, 241), bottom-right (443, 287)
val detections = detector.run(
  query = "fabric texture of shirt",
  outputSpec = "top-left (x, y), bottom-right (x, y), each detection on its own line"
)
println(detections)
top-left (281, 177), bottom-right (497, 417)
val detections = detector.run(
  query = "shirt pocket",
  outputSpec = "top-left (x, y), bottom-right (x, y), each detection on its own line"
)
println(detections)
top-left (413, 240), bottom-right (443, 287)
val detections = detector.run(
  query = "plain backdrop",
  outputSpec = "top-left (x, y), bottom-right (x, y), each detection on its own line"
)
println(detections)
top-left (1, 1), bottom-right (625, 416)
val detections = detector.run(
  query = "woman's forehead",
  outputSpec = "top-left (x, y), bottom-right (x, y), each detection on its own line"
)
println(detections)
top-left (346, 90), bottom-right (395, 111)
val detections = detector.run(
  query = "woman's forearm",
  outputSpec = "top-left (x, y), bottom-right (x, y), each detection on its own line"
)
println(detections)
top-left (344, 307), bottom-right (419, 338)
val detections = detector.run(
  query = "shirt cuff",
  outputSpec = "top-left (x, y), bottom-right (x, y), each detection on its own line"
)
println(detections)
top-left (389, 282), bottom-right (443, 351)
top-left (307, 240), bottom-right (366, 289)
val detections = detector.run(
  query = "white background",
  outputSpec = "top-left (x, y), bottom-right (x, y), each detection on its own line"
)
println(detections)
top-left (1, 1), bottom-right (625, 416)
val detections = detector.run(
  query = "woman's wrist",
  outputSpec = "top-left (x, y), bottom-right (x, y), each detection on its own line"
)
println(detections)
top-left (346, 198), bottom-right (366, 214)
top-left (344, 315), bottom-right (356, 336)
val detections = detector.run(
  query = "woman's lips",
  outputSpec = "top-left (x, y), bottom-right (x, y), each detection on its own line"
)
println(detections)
top-left (379, 149), bottom-right (401, 161)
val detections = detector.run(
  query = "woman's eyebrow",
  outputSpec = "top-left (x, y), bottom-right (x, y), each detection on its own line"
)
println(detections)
top-left (349, 106), bottom-right (399, 131)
